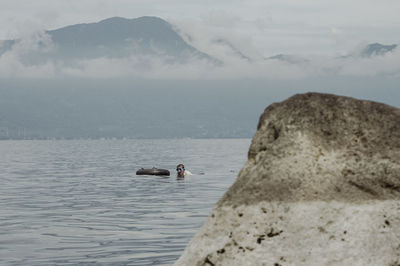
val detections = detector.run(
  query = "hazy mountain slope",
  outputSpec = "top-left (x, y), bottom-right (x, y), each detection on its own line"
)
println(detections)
top-left (1, 77), bottom-right (399, 140)
top-left (0, 79), bottom-right (275, 139)
top-left (0, 16), bottom-right (215, 63)
top-left (360, 43), bottom-right (397, 57)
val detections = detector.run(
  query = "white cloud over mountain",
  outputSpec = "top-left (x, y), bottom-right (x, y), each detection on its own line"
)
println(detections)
top-left (0, 17), bottom-right (399, 80)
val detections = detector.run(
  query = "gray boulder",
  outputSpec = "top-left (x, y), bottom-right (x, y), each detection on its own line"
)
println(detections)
top-left (174, 92), bottom-right (400, 266)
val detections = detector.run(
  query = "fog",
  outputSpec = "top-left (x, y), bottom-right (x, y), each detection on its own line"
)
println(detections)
top-left (0, 76), bottom-right (398, 139)
top-left (0, 11), bottom-right (399, 139)
top-left (1, 28), bottom-right (400, 80)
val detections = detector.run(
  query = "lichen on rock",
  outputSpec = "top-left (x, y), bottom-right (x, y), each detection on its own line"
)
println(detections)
top-left (174, 92), bottom-right (400, 266)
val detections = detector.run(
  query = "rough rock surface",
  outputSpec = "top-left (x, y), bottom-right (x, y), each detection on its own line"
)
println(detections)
top-left (174, 92), bottom-right (400, 266)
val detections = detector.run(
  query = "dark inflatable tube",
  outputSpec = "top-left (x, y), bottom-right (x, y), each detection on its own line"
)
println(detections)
top-left (136, 167), bottom-right (170, 176)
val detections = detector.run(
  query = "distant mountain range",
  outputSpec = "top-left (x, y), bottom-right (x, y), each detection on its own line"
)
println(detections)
top-left (359, 43), bottom-right (398, 57)
top-left (266, 43), bottom-right (398, 65)
top-left (1, 16), bottom-right (397, 66)
top-left (0, 16), bottom-right (398, 139)
top-left (0, 16), bottom-right (216, 64)
top-left (266, 54), bottom-right (309, 64)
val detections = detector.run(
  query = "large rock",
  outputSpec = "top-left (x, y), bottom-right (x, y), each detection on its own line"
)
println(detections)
top-left (174, 92), bottom-right (400, 266)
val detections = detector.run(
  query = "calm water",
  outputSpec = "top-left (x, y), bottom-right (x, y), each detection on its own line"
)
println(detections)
top-left (0, 139), bottom-right (250, 265)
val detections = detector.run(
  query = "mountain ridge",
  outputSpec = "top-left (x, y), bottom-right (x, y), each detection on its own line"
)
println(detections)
top-left (0, 16), bottom-right (216, 63)
top-left (360, 42), bottom-right (397, 57)
top-left (0, 16), bottom-right (397, 65)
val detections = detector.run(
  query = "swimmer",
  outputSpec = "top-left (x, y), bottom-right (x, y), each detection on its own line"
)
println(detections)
top-left (176, 164), bottom-right (192, 178)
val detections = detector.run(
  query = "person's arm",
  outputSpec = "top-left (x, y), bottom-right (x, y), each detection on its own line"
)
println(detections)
top-left (184, 170), bottom-right (193, 176)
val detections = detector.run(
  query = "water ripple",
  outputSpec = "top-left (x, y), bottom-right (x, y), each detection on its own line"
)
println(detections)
top-left (0, 139), bottom-right (249, 265)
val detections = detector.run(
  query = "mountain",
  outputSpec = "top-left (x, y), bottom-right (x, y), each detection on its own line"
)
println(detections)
top-left (212, 38), bottom-right (252, 62)
top-left (335, 42), bottom-right (398, 60)
top-left (266, 54), bottom-right (309, 64)
top-left (0, 79), bottom-right (278, 139)
top-left (360, 43), bottom-right (397, 57)
top-left (0, 16), bottom-right (215, 63)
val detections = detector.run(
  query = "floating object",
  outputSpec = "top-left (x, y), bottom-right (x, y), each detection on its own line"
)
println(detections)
top-left (136, 167), bottom-right (170, 176)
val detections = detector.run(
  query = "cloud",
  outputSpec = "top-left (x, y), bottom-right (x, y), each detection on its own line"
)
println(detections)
top-left (2, 1), bottom-right (399, 56)
top-left (172, 18), bottom-right (264, 62)
top-left (0, 27), bottom-right (399, 80)
top-left (1, 50), bottom-right (400, 80)
top-left (336, 48), bottom-right (400, 77)
top-left (0, 30), bottom-right (56, 78)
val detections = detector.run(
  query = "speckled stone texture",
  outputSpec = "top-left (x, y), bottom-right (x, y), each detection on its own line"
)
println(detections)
top-left (174, 93), bottom-right (400, 266)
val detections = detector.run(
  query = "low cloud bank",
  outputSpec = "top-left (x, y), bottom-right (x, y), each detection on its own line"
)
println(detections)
top-left (0, 30), bottom-right (399, 80)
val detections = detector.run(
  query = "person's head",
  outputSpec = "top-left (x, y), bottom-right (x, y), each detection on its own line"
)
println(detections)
top-left (176, 164), bottom-right (185, 177)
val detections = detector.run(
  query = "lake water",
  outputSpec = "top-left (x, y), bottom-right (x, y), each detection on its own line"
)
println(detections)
top-left (0, 139), bottom-right (250, 265)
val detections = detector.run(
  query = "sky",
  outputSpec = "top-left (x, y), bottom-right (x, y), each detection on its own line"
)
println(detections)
top-left (0, 0), bottom-right (399, 81)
